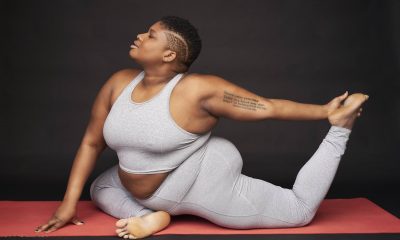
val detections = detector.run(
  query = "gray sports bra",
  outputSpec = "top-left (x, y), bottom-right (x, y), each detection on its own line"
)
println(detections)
top-left (103, 70), bottom-right (212, 174)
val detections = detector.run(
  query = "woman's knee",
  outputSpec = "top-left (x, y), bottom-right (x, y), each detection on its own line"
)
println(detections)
top-left (299, 209), bottom-right (317, 226)
top-left (287, 189), bottom-right (317, 226)
top-left (207, 136), bottom-right (243, 174)
top-left (89, 174), bottom-right (105, 202)
top-left (89, 178), bottom-right (101, 202)
top-left (90, 165), bottom-right (118, 201)
top-left (265, 188), bottom-right (316, 227)
top-left (90, 178), bottom-right (114, 208)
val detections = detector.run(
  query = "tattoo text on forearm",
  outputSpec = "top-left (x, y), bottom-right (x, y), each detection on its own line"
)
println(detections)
top-left (222, 90), bottom-right (267, 111)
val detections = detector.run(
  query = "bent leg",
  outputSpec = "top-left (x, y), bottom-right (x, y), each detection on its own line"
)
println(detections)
top-left (163, 126), bottom-right (351, 229)
top-left (90, 164), bottom-right (155, 218)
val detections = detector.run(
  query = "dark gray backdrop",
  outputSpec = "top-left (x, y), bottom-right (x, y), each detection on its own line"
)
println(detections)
top-left (1, 0), bottom-right (399, 216)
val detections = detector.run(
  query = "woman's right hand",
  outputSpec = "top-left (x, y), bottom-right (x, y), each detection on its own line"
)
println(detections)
top-left (324, 91), bottom-right (349, 116)
top-left (34, 201), bottom-right (85, 233)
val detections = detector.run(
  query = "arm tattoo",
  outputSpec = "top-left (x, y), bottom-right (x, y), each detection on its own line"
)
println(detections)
top-left (222, 90), bottom-right (267, 111)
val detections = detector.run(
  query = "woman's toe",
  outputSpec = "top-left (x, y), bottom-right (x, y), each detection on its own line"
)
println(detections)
top-left (116, 228), bottom-right (127, 234)
top-left (116, 218), bottom-right (129, 228)
top-left (118, 230), bottom-right (129, 237)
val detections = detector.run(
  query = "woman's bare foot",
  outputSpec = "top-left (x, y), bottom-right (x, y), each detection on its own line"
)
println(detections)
top-left (115, 211), bottom-right (171, 239)
top-left (328, 93), bottom-right (369, 130)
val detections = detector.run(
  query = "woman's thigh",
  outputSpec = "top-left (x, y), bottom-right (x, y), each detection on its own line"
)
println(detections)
top-left (175, 136), bottom-right (264, 227)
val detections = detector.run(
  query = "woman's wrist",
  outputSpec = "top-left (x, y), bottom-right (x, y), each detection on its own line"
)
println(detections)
top-left (321, 104), bottom-right (330, 119)
top-left (62, 196), bottom-right (79, 209)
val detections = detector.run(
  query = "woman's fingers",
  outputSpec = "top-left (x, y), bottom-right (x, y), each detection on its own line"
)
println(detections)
top-left (333, 91), bottom-right (348, 106)
top-left (44, 221), bottom-right (64, 233)
top-left (35, 217), bottom-right (63, 233)
top-left (35, 217), bottom-right (83, 233)
top-left (339, 91), bottom-right (348, 101)
top-left (35, 223), bottom-right (48, 232)
top-left (35, 203), bottom-right (79, 233)
top-left (35, 219), bottom-right (56, 232)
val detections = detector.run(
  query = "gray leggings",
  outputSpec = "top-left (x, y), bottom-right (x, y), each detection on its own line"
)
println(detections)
top-left (90, 125), bottom-right (351, 229)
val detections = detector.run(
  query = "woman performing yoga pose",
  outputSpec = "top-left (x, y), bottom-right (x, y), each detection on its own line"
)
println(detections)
top-left (35, 16), bottom-right (369, 239)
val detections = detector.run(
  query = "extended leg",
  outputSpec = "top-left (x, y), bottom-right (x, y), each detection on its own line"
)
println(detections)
top-left (90, 164), bottom-right (155, 219)
top-left (291, 125), bottom-right (351, 223)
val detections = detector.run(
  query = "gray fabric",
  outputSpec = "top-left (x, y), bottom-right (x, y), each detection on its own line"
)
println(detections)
top-left (102, 70), bottom-right (212, 174)
top-left (90, 125), bottom-right (351, 228)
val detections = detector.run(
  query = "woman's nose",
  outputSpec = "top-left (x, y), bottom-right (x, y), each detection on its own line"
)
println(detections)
top-left (136, 34), bottom-right (142, 41)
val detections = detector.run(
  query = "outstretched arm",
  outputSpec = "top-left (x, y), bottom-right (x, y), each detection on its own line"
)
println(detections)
top-left (197, 74), bottom-right (342, 121)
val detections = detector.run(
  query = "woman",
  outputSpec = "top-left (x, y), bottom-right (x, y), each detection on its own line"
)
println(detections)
top-left (35, 15), bottom-right (369, 239)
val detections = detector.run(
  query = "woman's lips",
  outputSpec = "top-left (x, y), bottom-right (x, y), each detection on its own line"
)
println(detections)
top-left (131, 41), bottom-right (140, 48)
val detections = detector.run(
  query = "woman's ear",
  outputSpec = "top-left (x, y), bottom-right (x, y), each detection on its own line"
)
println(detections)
top-left (162, 50), bottom-right (177, 63)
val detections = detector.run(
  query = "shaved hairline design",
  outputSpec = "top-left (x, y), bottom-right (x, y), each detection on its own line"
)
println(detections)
top-left (163, 30), bottom-right (189, 63)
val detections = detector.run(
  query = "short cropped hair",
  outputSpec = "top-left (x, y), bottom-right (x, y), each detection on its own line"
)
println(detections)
top-left (159, 15), bottom-right (202, 71)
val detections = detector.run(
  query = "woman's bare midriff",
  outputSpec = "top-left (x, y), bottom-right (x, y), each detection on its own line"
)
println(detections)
top-left (117, 165), bottom-right (171, 200)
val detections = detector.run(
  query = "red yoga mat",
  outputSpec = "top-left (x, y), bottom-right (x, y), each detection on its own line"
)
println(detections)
top-left (0, 197), bottom-right (399, 237)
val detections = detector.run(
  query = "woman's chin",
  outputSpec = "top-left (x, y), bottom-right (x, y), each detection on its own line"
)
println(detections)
top-left (128, 51), bottom-right (137, 59)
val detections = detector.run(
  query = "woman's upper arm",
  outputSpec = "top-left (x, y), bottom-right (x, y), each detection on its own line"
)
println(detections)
top-left (197, 74), bottom-right (274, 121)
top-left (80, 68), bottom-right (138, 149)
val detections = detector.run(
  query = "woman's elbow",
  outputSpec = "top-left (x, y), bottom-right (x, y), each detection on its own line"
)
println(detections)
top-left (262, 98), bottom-right (276, 119)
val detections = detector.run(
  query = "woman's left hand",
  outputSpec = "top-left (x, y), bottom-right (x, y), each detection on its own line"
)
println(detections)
top-left (324, 91), bottom-right (349, 117)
